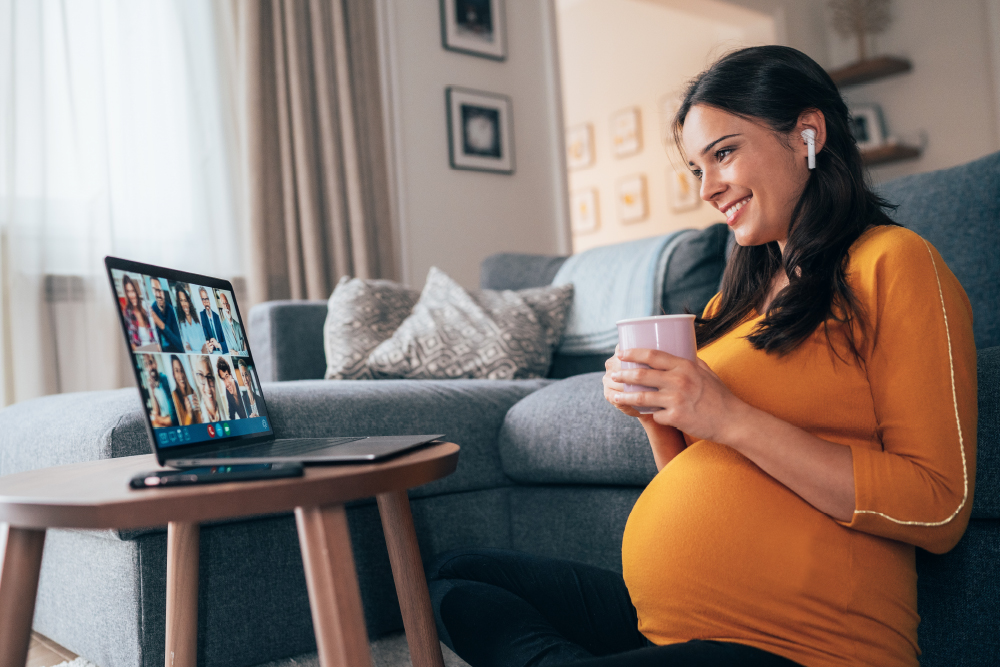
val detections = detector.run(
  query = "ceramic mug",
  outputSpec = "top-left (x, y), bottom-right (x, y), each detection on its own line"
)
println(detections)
top-left (615, 314), bottom-right (697, 414)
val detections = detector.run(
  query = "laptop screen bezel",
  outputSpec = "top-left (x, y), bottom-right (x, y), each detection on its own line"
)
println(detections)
top-left (105, 255), bottom-right (275, 466)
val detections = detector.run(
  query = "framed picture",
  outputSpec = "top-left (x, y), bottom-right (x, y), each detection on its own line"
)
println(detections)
top-left (571, 188), bottom-right (599, 234)
top-left (617, 175), bottom-right (648, 223)
top-left (611, 107), bottom-right (642, 158)
top-left (849, 105), bottom-right (886, 150)
top-left (668, 169), bottom-right (701, 213)
top-left (566, 124), bottom-right (594, 170)
top-left (440, 0), bottom-right (506, 60)
top-left (446, 87), bottom-right (514, 174)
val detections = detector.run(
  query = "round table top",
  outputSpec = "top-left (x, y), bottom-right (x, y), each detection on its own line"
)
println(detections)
top-left (0, 442), bottom-right (459, 530)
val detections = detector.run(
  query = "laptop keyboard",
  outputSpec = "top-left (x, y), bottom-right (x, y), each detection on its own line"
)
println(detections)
top-left (213, 436), bottom-right (366, 458)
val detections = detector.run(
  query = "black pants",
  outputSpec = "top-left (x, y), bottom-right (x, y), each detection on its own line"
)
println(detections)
top-left (427, 548), bottom-right (803, 667)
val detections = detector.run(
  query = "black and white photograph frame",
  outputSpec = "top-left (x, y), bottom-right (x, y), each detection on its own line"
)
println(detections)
top-left (440, 0), bottom-right (507, 61)
top-left (446, 87), bottom-right (514, 174)
top-left (848, 104), bottom-right (886, 150)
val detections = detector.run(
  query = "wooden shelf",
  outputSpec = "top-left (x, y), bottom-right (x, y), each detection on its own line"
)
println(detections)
top-left (861, 143), bottom-right (922, 166)
top-left (828, 56), bottom-right (912, 87)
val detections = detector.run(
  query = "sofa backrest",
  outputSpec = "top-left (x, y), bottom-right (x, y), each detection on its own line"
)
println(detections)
top-left (878, 150), bottom-right (1000, 349)
top-left (482, 223), bottom-right (730, 378)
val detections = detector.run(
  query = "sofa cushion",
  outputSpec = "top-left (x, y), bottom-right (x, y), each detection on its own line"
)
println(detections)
top-left (498, 372), bottom-right (657, 485)
top-left (369, 268), bottom-right (573, 380)
top-left (879, 150), bottom-right (1000, 349)
top-left (974, 346), bottom-right (1000, 519)
top-left (323, 276), bottom-right (419, 380)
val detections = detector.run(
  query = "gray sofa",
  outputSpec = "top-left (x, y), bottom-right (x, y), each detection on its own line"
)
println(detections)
top-left (0, 152), bottom-right (997, 667)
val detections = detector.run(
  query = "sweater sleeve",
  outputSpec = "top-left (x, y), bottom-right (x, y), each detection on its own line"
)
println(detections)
top-left (838, 231), bottom-right (977, 554)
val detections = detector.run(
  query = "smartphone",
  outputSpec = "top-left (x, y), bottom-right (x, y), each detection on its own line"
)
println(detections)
top-left (129, 462), bottom-right (304, 489)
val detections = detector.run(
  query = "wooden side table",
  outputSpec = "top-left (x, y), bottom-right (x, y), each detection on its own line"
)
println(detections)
top-left (0, 442), bottom-right (460, 667)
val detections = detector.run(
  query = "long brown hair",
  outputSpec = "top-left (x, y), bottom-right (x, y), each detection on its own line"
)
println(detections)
top-left (675, 46), bottom-right (897, 356)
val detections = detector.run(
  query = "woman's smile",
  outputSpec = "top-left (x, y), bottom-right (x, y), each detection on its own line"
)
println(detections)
top-left (722, 194), bottom-right (752, 225)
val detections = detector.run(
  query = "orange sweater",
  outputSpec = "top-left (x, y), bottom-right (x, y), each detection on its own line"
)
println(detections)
top-left (621, 226), bottom-right (977, 667)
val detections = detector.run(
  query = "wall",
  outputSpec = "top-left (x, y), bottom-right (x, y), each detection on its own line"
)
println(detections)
top-left (556, 0), bottom-right (775, 253)
top-left (375, 0), bottom-right (570, 289)
top-left (824, 0), bottom-right (1000, 182)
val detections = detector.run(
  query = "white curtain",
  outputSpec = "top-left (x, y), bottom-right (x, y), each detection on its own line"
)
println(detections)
top-left (0, 0), bottom-right (243, 406)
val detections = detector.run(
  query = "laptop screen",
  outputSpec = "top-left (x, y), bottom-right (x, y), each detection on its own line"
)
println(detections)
top-left (106, 258), bottom-right (272, 450)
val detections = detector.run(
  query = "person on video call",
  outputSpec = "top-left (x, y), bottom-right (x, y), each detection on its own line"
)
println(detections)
top-left (198, 287), bottom-right (227, 354)
top-left (216, 357), bottom-right (247, 420)
top-left (143, 355), bottom-right (178, 428)
top-left (193, 355), bottom-right (225, 422)
top-left (149, 278), bottom-right (184, 353)
top-left (217, 291), bottom-right (246, 354)
top-left (122, 274), bottom-right (157, 350)
top-left (237, 358), bottom-right (264, 419)
top-left (175, 286), bottom-right (211, 354)
top-left (170, 355), bottom-right (202, 426)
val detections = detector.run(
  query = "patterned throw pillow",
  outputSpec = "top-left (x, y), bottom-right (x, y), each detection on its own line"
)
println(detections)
top-left (323, 276), bottom-right (419, 380)
top-left (367, 267), bottom-right (574, 380)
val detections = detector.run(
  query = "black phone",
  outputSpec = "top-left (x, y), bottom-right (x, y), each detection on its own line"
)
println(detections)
top-left (129, 462), bottom-right (304, 489)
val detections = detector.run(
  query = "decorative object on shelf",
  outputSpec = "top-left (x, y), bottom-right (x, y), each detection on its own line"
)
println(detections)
top-left (566, 124), bottom-right (594, 170)
top-left (611, 107), bottom-right (642, 158)
top-left (848, 104), bottom-right (886, 150)
top-left (668, 169), bottom-right (701, 213)
top-left (829, 0), bottom-right (891, 64)
top-left (446, 87), bottom-right (514, 173)
top-left (440, 0), bottom-right (506, 60)
top-left (571, 188), bottom-right (600, 233)
top-left (617, 175), bottom-right (648, 223)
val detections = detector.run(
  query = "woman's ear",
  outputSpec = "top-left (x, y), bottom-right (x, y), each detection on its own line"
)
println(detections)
top-left (796, 109), bottom-right (827, 165)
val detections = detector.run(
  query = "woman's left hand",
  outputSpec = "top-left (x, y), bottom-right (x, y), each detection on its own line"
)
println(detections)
top-left (610, 348), bottom-right (751, 445)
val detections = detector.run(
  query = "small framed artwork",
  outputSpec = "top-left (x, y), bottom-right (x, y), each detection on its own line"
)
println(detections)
top-left (571, 188), bottom-right (599, 234)
top-left (440, 0), bottom-right (506, 61)
top-left (611, 107), bottom-right (642, 158)
top-left (566, 124), bottom-right (594, 170)
top-left (668, 169), bottom-right (701, 213)
top-left (446, 87), bottom-right (514, 174)
top-left (848, 105), bottom-right (886, 150)
top-left (617, 175), bottom-right (648, 223)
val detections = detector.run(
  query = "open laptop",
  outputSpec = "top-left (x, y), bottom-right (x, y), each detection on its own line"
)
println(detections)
top-left (105, 256), bottom-right (442, 468)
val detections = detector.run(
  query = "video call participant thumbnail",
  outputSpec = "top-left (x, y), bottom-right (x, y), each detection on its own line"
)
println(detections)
top-left (174, 284), bottom-right (212, 354)
top-left (141, 354), bottom-right (178, 427)
top-left (198, 287), bottom-right (227, 354)
top-left (169, 354), bottom-right (202, 425)
top-left (215, 290), bottom-right (246, 355)
top-left (193, 355), bottom-right (228, 422)
top-left (236, 358), bottom-right (265, 419)
top-left (149, 277), bottom-right (184, 353)
top-left (121, 274), bottom-right (158, 351)
top-left (216, 356), bottom-right (247, 420)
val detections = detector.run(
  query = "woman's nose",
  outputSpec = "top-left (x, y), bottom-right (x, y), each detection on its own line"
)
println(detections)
top-left (700, 169), bottom-right (725, 202)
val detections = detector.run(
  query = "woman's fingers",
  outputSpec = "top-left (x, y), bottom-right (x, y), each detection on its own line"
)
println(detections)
top-left (618, 347), bottom-right (687, 370)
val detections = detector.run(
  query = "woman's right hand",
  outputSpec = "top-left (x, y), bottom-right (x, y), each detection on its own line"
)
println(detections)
top-left (604, 346), bottom-right (642, 418)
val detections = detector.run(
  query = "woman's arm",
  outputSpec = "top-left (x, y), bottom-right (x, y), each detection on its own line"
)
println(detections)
top-left (604, 347), bottom-right (687, 470)
top-left (613, 349), bottom-right (855, 521)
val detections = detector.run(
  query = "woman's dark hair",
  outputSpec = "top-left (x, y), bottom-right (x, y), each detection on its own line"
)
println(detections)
top-left (174, 285), bottom-right (200, 325)
top-left (170, 355), bottom-right (192, 396)
top-left (674, 45), bottom-right (897, 356)
top-left (122, 275), bottom-right (150, 325)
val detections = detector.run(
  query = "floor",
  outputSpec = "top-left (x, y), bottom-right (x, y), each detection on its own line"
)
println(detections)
top-left (26, 631), bottom-right (471, 667)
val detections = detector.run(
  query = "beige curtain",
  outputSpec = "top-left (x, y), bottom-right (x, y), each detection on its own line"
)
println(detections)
top-left (235, 0), bottom-right (397, 305)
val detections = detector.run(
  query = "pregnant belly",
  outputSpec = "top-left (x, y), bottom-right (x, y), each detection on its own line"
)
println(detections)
top-left (621, 441), bottom-right (852, 651)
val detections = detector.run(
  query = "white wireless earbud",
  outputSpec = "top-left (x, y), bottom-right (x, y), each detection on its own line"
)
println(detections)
top-left (801, 129), bottom-right (816, 170)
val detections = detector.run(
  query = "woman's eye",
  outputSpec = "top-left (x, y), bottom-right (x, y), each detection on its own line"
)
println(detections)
top-left (691, 169), bottom-right (703, 180)
top-left (715, 147), bottom-right (734, 161)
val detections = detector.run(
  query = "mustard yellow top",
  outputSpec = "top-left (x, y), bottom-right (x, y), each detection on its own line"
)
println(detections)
top-left (620, 226), bottom-right (977, 667)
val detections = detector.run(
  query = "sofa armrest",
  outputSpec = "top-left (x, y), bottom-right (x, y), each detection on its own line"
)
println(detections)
top-left (248, 300), bottom-right (329, 382)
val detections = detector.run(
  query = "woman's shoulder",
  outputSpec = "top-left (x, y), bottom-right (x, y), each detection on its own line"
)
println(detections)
top-left (847, 224), bottom-right (944, 284)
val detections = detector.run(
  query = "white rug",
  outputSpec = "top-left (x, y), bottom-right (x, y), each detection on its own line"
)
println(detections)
top-left (48, 632), bottom-right (470, 667)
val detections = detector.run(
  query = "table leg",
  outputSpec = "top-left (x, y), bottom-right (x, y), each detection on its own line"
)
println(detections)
top-left (0, 523), bottom-right (46, 667)
top-left (376, 491), bottom-right (444, 667)
top-left (165, 521), bottom-right (199, 667)
top-left (295, 505), bottom-right (372, 667)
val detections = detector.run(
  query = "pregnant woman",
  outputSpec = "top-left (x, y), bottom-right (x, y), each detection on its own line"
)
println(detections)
top-left (428, 46), bottom-right (976, 667)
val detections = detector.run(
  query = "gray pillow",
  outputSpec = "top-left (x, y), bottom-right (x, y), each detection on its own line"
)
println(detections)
top-left (368, 267), bottom-right (573, 380)
top-left (323, 276), bottom-right (419, 380)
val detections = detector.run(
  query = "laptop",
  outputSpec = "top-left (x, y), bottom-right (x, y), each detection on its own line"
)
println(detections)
top-left (105, 256), bottom-right (443, 468)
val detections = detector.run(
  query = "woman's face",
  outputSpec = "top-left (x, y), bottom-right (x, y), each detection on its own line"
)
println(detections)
top-left (681, 104), bottom-right (811, 250)
top-left (178, 290), bottom-right (191, 317)
top-left (172, 359), bottom-right (186, 390)
top-left (125, 281), bottom-right (138, 307)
